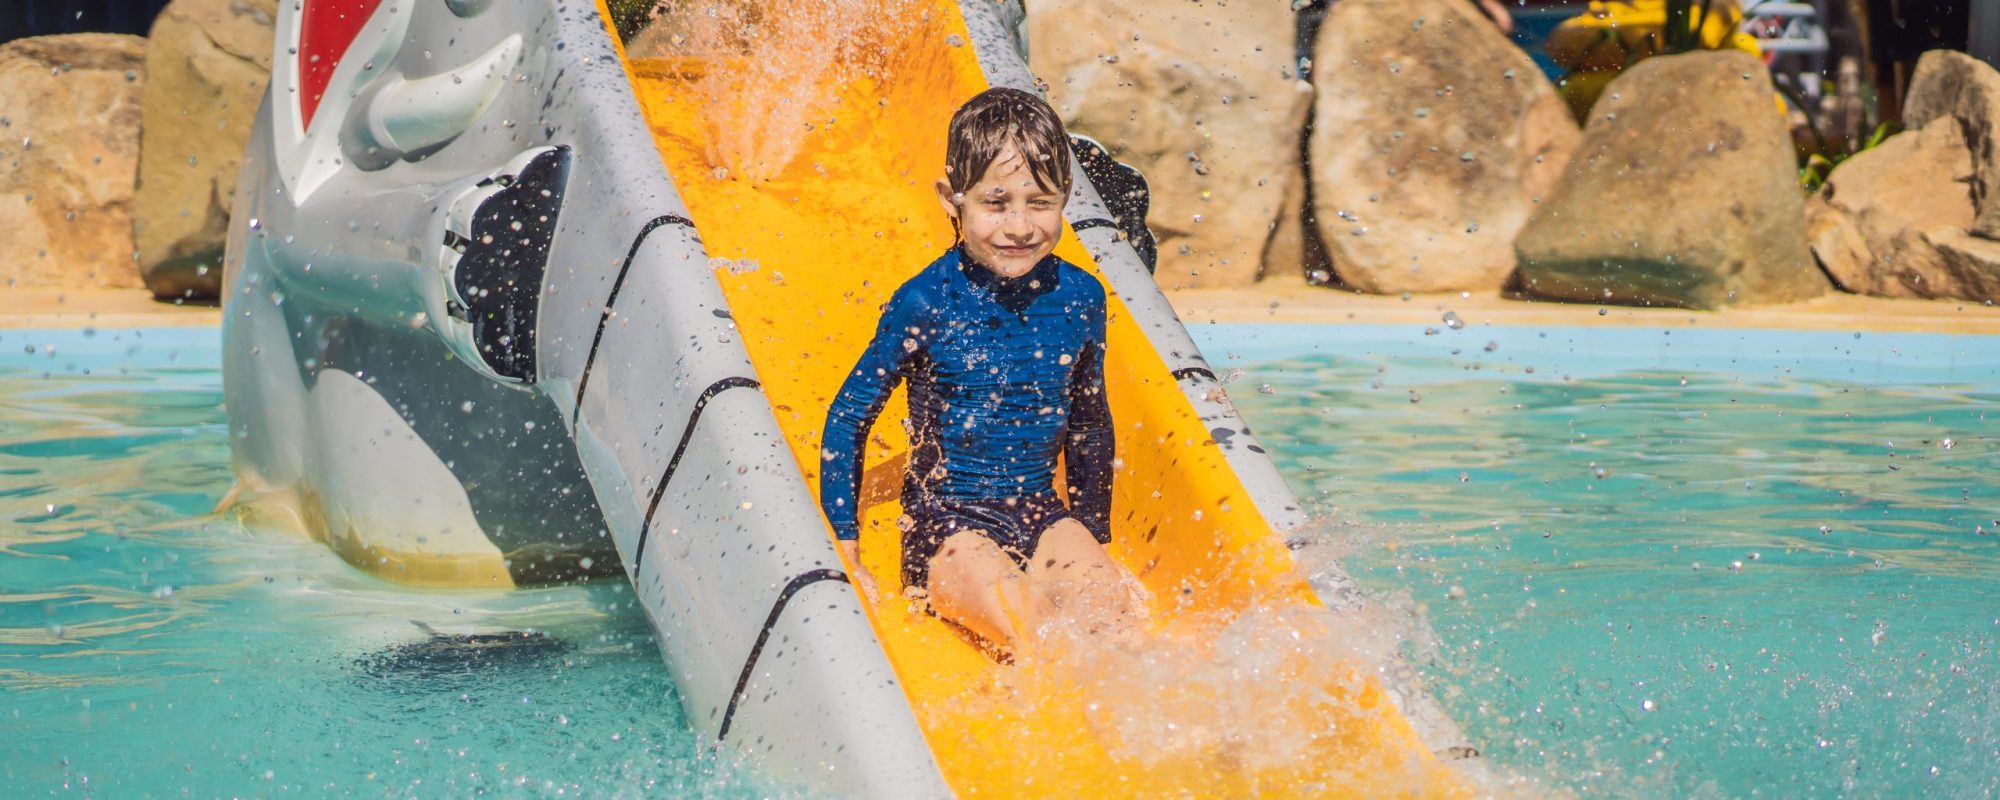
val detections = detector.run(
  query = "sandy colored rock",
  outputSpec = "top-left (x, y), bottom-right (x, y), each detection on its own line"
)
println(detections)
top-left (0, 35), bottom-right (147, 290)
top-left (1029, 0), bottom-right (1307, 289)
top-left (1308, 0), bottom-right (1577, 294)
top-left (134, 0), bottom-right (278, 300)
top-left (1903, 50), bottom-right (2000, 241)
top-left (1515, 51), bottom-right (1825, 309)
top-left (1806, 118), bottom-right (2000, 300)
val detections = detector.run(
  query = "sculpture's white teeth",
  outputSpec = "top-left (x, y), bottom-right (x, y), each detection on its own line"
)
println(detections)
top-left (358, 34), bottom-right (522, 163)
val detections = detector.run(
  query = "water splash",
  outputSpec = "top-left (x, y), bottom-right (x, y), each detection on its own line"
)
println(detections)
top-left (912, 552), bottom-right (1525, 796)
top-left (631, 0), bottom-right (941, 183)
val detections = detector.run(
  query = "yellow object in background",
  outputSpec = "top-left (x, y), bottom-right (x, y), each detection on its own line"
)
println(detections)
top-left (1546, 0), bottom-right (1761, 70)
top-left (1547, 0), bottom-right (1767, 121)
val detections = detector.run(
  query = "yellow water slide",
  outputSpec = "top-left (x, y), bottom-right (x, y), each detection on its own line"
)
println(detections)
top-left (603, 2), bottom-right (1462, 794)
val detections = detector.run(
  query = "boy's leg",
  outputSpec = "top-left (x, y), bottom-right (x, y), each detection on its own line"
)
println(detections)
top-left (1027, 520), bottom-right (1151, 633)
top-left (925, 530), bottom-right (1045, 648)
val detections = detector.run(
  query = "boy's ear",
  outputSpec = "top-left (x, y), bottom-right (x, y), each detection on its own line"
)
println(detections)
top-left (934, 177), bottom-right (961, 222)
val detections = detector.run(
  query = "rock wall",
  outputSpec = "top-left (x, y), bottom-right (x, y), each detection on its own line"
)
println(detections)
top-left (0, 35), bottom-right (149, 290)
top-left (1515, 51), bottom-right (1826, 309)
top-left (1028, 0), bottom-right (1306, 289)
top-left (1902, 50), bottom-right (2000, 242)
top-left (1309, 0), bottom-right (1577, 294)
top-left (1809, 102), bottom-right (2000, 301)
top-left (133, 0), bottom-right (278, 300)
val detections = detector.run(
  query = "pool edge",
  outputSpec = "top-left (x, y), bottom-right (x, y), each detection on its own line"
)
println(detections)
top-left (1167, 285), bottom-right (2000, 335)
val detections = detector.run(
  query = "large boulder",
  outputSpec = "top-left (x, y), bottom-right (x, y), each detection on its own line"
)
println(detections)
top-left (1029, 0), bottom-right (1307, 289)
top-left (1514, 51), bottom-right (1826, 309)
top-left (1902, 50), bottom-right (2000, 241)
top-left (1308, 0), bottom-right (1578, 294)
top-left (1807, 118), bottom-right (2000, 300)
top-left (134, 0), bottom-right (278, 300)
top-left (0, 35), bottom-right (148, 290)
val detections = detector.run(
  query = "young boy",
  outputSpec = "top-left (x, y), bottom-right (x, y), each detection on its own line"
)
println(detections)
top-left (819, 88), bottom-right (1148, 650)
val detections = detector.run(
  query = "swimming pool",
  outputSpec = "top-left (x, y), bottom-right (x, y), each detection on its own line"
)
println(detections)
top-left (1210, 323), bottom-right (2000, 797)
top-left (2, 323), bottom-right (1994, 796)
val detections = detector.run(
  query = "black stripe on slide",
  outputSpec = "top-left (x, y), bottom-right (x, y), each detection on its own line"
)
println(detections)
top-left (717, 568), bottom-right (850, 742)
top-left (1172, 366), bottom-right (1217, 383)
top-left (632, 376), bottom-right (761, 574)
top-left (1069, 217), bottom-right (1117, 232)
top-left (572, 214), bottom-right (696, 424)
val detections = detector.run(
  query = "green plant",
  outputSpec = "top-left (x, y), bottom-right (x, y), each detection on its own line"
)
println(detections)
top-left (1661, 0), bottom-right (1718, 54)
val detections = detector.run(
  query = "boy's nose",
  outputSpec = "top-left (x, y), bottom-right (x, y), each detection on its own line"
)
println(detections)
top-left (1002, 211), bottom-right (1035, 240)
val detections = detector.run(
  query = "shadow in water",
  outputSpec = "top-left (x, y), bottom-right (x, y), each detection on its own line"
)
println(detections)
top-left (354, 620), bottom-right (572, 683)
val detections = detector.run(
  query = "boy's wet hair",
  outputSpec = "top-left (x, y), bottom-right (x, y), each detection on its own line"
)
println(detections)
top-left (944, 87), bottom-right (1073, 199)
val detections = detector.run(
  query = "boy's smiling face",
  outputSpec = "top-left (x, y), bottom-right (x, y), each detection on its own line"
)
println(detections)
top-left (937, 145), bottom-right (1067, 280)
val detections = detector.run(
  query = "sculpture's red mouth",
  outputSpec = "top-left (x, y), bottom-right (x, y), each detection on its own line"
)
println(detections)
top-left (297, 0), bottom-right (383, 127)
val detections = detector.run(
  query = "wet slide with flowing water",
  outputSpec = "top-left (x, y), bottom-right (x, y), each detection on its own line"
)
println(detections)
top-left (221, 0), bottom-right (1464, 794)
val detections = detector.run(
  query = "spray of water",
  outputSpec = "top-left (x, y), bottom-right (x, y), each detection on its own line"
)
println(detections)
top-left (911, 547), bottom-right (1536, 795)
top-left (630, 0), bottom-right (939, 183)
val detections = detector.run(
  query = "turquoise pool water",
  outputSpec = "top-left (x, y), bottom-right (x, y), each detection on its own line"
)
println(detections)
top-left (0, 328), bottom-right (769, 797)
top-left (1210, 323), bottom-right (1999, 797)
top-left (2, 323), bottom-right (1995, 797)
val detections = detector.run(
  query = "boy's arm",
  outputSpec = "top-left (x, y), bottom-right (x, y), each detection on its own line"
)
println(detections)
top-left (820, 296), bottom-right (923, 544)
top-left (1063, 333), bottom-right (1115, 544)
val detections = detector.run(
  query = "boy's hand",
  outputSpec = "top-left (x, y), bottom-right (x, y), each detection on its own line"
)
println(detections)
top-left (838, 540), bottom-right (880, 604)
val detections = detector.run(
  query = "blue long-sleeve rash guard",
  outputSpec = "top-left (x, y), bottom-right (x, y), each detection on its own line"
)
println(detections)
top-left (819, 246), bottom-right (1115, 543)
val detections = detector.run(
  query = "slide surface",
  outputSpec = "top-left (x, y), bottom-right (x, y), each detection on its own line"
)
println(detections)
top-left (613, 2), bottom-right (1460, 794)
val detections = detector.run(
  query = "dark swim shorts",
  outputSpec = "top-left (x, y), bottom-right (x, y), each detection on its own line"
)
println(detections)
top-left (899, 491), bottom-right (1073, 592)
